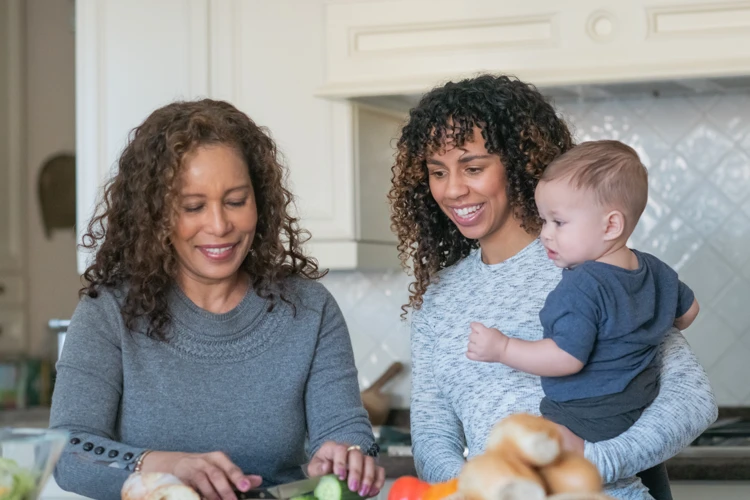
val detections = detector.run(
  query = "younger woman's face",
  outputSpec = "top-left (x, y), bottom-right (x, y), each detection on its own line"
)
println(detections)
top-left (171, 144), bottom-right (257, 288)
top-left (426, 128), bottom-right (515, 245)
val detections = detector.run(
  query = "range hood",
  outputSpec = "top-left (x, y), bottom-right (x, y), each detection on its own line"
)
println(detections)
top-left (316, 0), bottom-right (750, 100)
top-left (354, 74), bottom-right (750, 112)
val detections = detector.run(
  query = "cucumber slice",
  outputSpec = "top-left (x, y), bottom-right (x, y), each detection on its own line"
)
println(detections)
top-left (314, 475), bottom-right (363, 500)
top-left (290, 495), bottom-right (318, 500)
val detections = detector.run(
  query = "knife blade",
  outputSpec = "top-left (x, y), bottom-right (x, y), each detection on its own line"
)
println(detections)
top-left (237, 477), bottom-right (322, 499)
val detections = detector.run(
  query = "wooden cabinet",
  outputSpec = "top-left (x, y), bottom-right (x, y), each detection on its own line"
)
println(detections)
top-left (0, 0), bottom-right (27, 355)
top-left (75, 0), bottom-right (401, 272)
top-left (318, 0), bottom-right (750, 98)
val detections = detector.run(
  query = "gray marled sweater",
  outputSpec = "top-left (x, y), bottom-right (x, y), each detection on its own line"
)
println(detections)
top-left (410, 239), bottom-right (717, 500)
top-left (50, 278), bottom-right (374, 500)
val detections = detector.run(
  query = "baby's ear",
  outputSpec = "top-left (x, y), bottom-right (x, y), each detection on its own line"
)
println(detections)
top-left (602, 210), bottom-right (626, 241)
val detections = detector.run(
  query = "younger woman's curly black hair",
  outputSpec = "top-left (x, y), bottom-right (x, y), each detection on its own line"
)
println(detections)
top-left (388, 74), bottom-right (573, 314)
top-left (81, 99), bottom-right (323, 341)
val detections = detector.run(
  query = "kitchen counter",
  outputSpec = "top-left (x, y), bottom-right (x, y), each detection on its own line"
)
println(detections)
top-left (376, 409), bottom-right (750, 481)
top-left (377, 451), bottom-right (750, 481)
top-left (7, 407), bottom-right (750, 483)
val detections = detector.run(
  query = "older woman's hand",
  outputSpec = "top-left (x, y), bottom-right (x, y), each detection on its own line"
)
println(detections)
top-left (141, 450), bottom-right (262, 500)
top-left (307, 442), bottom-right (385, 498)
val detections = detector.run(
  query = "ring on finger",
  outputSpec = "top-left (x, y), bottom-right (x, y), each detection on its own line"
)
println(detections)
top-left (346, 445), bottom-right (361, 453)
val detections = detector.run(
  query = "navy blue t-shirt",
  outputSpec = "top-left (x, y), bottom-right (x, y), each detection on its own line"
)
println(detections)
top-left (540, 249), bottom-right (694, 403)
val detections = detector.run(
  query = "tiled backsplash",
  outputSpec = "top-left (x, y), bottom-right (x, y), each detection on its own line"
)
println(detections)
top-left (321, 270), bottom-right (413, 408)
top-left (322, 91), bottom-right (750, 408)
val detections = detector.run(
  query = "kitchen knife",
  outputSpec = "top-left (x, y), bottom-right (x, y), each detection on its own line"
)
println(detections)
top-left (237, 477), bottom-right (322, 499)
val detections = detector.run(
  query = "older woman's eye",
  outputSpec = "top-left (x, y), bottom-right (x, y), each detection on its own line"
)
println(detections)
top-left (183, 205), bottom-right (203, 213)
top-left (428, 170), bottom-right (445, 178)
top-left (227, 199), bottom-right (247, 208)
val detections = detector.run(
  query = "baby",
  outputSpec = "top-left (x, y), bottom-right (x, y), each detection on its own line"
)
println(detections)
top-left (467, 140), bottom-right (700, 443)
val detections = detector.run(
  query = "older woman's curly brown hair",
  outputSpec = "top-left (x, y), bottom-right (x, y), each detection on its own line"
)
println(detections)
top-left (388, 74), bottom-right (573, 314)
top-left (81, 99), bottom-right (322, 341)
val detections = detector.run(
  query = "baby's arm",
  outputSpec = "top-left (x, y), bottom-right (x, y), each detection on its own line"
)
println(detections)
top-left (467, 322), bottom-right (583, 376)
top-left (674, 298), bottom-right (700, 330)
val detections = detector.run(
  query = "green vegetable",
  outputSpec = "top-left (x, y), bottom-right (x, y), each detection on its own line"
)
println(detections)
top-left (314, 475), bottom-right (363, 500)
top-left (289, 495), bottom-right (317, 500)
top-left (0, 457), bottom-right (38, 500)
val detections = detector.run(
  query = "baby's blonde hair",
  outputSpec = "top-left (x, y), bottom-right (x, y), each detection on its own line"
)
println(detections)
top-left (540, 140), bottom-right (648, 235)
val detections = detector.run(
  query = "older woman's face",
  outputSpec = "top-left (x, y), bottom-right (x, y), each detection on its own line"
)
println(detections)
top-left (171, 144), bottom-right (257, 286)
top-left (426, 127), bottom-right (512, 244)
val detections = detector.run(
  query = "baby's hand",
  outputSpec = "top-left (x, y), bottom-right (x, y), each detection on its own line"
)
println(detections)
top-left (467, 322), bottom-right (509, 362)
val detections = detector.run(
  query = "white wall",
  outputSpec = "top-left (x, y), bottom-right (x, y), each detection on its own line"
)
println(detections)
top-left (24, 0), bottom-right (79, 357)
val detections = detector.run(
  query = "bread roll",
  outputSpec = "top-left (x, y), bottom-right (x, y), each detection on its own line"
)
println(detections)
top-left (539, 451), bottom-right (602, 494)
top-left (485, 413), bottom-right (562, 467)
top-left (458, 452), bottom-right (546, 500)
top-left (122, 472), bottom-right (200, 500)
top-left (146, 484), bottom-right (201, 500)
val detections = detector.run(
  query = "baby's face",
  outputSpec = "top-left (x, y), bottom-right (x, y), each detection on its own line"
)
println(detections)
top-left (535, 179), bottom-right (610, 269)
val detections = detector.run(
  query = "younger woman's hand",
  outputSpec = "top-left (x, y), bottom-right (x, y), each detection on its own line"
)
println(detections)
top-left (307, 442), bottom-right (385, 498)
top-left (141, 450), bottom-right (262, 500)
top-left (553, 424), bottom-right (585, 454)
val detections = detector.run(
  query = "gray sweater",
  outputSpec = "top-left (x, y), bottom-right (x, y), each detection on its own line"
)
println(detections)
top-left (410, 239), bottom-right (717, 500)
top-left (50, 278), bottom-right (374, 500)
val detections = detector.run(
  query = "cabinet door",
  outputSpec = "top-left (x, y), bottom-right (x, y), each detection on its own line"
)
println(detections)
top-left (75, 0), bottom-right (211, 273)
top-left (0, 0), bottom-right (24, 272)
top-left (209, 0), bottom-right (356, 242)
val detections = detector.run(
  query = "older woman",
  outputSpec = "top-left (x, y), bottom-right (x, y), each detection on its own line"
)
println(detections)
top-left (388, 75), bottom-right (717, 500)
top-left (50, 99), bottom-right (384, 500)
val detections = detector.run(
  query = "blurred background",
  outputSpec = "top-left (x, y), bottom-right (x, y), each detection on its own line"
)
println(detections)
top-left (3, 1), bottom-right (750, 498)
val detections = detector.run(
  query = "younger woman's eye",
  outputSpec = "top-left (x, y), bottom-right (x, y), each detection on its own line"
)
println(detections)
top-left (227, 199), bottom-right (247, 208)
top-left (554, 220), bottom-right (564, 227)
top-left (466, 166), bottom-right (483, 174)
top-left (428, 170), bottom-right (445, 178)
top-left (183, 205), bottom-right (203, 213)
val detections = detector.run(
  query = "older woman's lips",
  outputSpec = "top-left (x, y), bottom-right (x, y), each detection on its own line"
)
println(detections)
top-left (198, 244), bottom-right (238, 262)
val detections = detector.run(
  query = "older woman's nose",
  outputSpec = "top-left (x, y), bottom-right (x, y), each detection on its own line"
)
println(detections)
top-left (206, 205), bottom-right (232, 235)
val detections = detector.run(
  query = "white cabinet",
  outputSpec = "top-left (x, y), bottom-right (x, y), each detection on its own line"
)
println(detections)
top-left (0, 0), bottom-right (27, 355)
top-left (208, 0), bottom-right (402, 269)
top-left (318, 0), bottom-right (750, 98)
top-left (75, 0), bottom-right (401, 272)
top-left (75, 0), bottom-right (210, 273)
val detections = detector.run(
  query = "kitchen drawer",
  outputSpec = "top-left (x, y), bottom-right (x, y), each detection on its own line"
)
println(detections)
top-left (0, 275), bottom-right (25, 305)
top-left (0, 308), bottom-right (25, 353)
